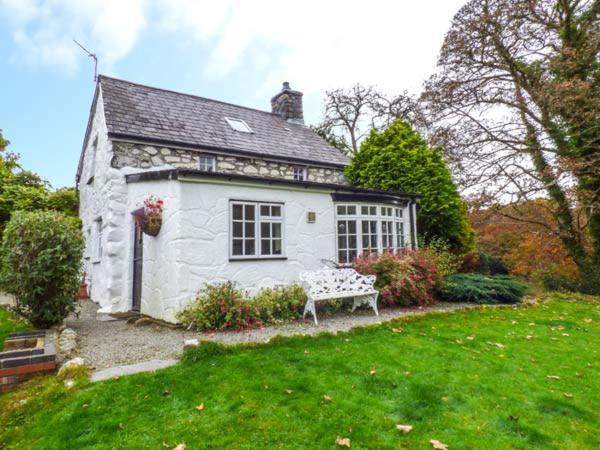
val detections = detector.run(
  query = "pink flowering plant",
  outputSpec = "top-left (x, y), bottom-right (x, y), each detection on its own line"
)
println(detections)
top-left (177, 282), bottom-right (307, 331)
top-left (143, 195), bottom-right (164, 216)
top-left (353, 249), bottom-right (441, 307)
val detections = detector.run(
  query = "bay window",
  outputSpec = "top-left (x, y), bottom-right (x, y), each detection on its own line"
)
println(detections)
top-left (335, 203), bottom-right (409, 264)
top-left (231, 201), bottom-right (284, 259)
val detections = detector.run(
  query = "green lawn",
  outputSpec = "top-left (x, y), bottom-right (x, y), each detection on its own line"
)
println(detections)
top-left (0, 306), bottom-right (30, 350)
top-left (1, 295), bottom-right (598, 449)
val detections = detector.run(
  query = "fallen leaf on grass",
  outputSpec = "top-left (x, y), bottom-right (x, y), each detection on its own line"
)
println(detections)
top-left (336, 436), bottom-right (351, 447)
top-left (195, 403), bottom-right (205, 412)
top-left (525, 335), bottom-right (533, 340)
top-left (173, 445), bottom-right (186, 450)
top-left (466, 336), bottom-right (475, 340)
top-left (285, 389), bottom-right (293, 395)
top-left (562, 333), bottom-right (570, 337)
top-left (163, 390), bottom-right (171, 396)
top-left (369, 368), bottom-right (377, 376)
top-left (584, 318), bottom-right (592, 323)
top-left (323, 395), bottom-right (332, 402)
top-left (546, 375), bottom-right (561, 380)
top-left (396, 424), bottom-right (413, 433)
top-left (430, 439), bottom-right (449, 449)
top-left (563, 393), bottom-right (573, 398)
top-left (392, 328), bottom-right (403, 333)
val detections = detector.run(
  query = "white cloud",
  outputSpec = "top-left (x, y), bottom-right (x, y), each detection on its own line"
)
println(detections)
top-left (155, 0), bottom-right (466, 97)
top-left (0, 0), bottom-right (146, 74)
top-left (0, 0), bottom-right (465, 102)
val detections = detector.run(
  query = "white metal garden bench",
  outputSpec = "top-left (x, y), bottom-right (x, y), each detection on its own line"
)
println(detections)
top-left (299, 268), bottom-right (379, 325)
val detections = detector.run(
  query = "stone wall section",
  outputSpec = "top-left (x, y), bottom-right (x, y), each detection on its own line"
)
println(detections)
top-left (111, 141), bottom-right (347, 185)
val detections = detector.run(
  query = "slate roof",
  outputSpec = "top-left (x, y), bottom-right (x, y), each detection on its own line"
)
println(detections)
top-left (98, 75), bottom-right (349, 167)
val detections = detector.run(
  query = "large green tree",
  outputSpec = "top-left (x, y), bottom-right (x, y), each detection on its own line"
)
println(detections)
top-left (345, 120), bottom-right (475, 253)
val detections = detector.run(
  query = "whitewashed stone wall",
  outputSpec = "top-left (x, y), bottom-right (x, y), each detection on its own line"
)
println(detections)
top-left (111, 141), bottom-right (347, 185)
top-left (78, 89), bottom-right (132, 314)
top-left (126, 178), bottom-right (338, 322)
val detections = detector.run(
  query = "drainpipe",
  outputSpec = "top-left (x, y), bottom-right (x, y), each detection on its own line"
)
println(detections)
top-left (408, 199), bottom-right (418, 250)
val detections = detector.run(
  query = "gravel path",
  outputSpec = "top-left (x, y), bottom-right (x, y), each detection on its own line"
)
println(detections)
top-left (67, 300), bottom-right (477, 370)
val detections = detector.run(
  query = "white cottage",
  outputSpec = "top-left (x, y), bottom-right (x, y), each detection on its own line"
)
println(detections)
top-left (77, 76), bottom-right (419, 322)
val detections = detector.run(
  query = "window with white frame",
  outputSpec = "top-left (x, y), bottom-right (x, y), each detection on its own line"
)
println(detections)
top-left (293, 166), bottom-right (306, 182)
top-left (335, 203), bottom-right (409, 264)
top-left (231, 201), bottom-right (284, 259)
top-left (199, 154), bottom-right (216, 172)
top-left (93, 218), bottom-right (102, 262)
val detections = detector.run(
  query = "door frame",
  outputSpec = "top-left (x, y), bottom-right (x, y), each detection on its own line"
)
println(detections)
top-left (131, 220), bottom-right (143, 312)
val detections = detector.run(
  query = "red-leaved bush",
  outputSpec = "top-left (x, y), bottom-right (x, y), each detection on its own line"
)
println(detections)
top-left (353, 250), bottom-right (441, 307)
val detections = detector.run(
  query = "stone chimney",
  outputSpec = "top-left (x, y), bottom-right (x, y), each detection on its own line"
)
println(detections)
top-left (271, 82), bottom-right (304, 125)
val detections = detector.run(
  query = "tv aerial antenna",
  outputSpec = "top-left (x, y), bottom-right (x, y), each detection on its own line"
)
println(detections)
top-left (73, 39), bottom-right (98, 82)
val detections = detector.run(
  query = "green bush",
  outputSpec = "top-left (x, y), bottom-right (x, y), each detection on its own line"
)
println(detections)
top-left (441, 273), bottom-right (527, 304)
top-left (0, 211), bottom-right (84, 328)
top-left (477, 251), bottom-right (509, 275)
top-left (177, 282), bottom-right (308, 331)
top-left (252, 285), bottom-right (306, 324)
top-left (537, 266), bottom-right (600, 295)
top-left (425, 237), bottom-right (461, 278)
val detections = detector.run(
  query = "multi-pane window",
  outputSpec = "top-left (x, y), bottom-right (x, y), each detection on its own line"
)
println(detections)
top-left (337, 220), bottom-right (358, 264)
top-left (199, 154), bottom-right (216, 172)
top-left (335, 203), bottom-right (409, 264)
top-left (361, 220), bottom-right (378, 255)
top-left (231, 201), bottom-right (284, 259)
top-left (382, 220), bottom-right (394, 250)
top-left (259, 205), bottom-right (283, 256)
top-left (293, 166), bottom-right (306, 181)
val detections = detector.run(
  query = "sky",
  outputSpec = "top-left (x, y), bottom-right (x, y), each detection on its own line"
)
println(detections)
top-left (0, 0), bottom-right (466, 188)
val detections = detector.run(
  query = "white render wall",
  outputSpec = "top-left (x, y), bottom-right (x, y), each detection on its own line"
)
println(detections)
top-left (126, 178), bottom-right (338, 322)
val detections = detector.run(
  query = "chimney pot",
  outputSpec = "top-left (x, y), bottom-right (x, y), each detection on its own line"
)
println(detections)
top-left (282, 81), bottom-right (290, 90)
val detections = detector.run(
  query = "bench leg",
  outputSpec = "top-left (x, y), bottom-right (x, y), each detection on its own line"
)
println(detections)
top-left (368, 293), bottom-right (379, 317)
top-left (351, 297), bottom-right (364, 312)
top-left (303, 299), bottom-right (318, 325)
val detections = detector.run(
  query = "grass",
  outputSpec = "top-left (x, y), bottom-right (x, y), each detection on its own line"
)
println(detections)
top-left (1, 294), bottom-right (599, 449)
top-left (0, 306), bottom-right (30, 350)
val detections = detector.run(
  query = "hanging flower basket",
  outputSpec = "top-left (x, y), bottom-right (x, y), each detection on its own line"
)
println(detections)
top-left (143, 213), bottom-right (162, 236)
top-left (133, 195), bottom-right (164, 237)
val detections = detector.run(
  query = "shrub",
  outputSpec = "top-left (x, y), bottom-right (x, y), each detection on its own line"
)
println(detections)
top-left (177, 283), bottom-right (308, 331)
top-left (0, 211), bottom-right (84, 328)
top-left (441, 274), bottom-right (527, 304)
top-left (536, 265), bottom-right (600, 295)
top-left (354, 250), bottom-right (441, 307)
top-left (252, 285), bottom-right (306, 324)
top-left (477, 251), bottom-right (509, 275)
top-left (176, 282), bottom-right (258, 331)
top-left (425, 237), bottom-right (461, 278)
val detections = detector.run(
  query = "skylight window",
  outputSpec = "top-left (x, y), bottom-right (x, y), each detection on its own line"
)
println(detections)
top-left (225, 117), bottom-right (253, 133)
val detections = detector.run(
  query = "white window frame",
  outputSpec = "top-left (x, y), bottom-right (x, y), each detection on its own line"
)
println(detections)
top-left (292, 166), bottom-right (307, 182)
top-left (199, 154), bottom-right (216, 172)
top-left (335, 203), bottom-right (410, 265)
top-left (93, 218), bottom-right (102, 263)
top-left (87, 135), bottom-right (98, 184)
top-left (225, 117), bottom-right (253, 133)
top-left (230, 201), bottom-right (285, 260)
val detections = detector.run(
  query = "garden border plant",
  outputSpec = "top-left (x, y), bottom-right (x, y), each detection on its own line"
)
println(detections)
top-left (0, 211), bottom-right (84, 328)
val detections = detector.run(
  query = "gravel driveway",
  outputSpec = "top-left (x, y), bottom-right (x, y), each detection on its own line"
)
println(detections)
top-left (67, 300), bottom-right (476, 370)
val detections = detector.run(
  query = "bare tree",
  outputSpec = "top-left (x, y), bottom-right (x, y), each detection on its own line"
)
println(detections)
top-left (320, 85), bottom-right (422, 154)
top-left (422, 0), bottom-right (600, 271)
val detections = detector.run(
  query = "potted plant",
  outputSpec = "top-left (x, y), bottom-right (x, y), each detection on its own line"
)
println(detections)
top-left (134, 195), bottom-right (164, 236)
